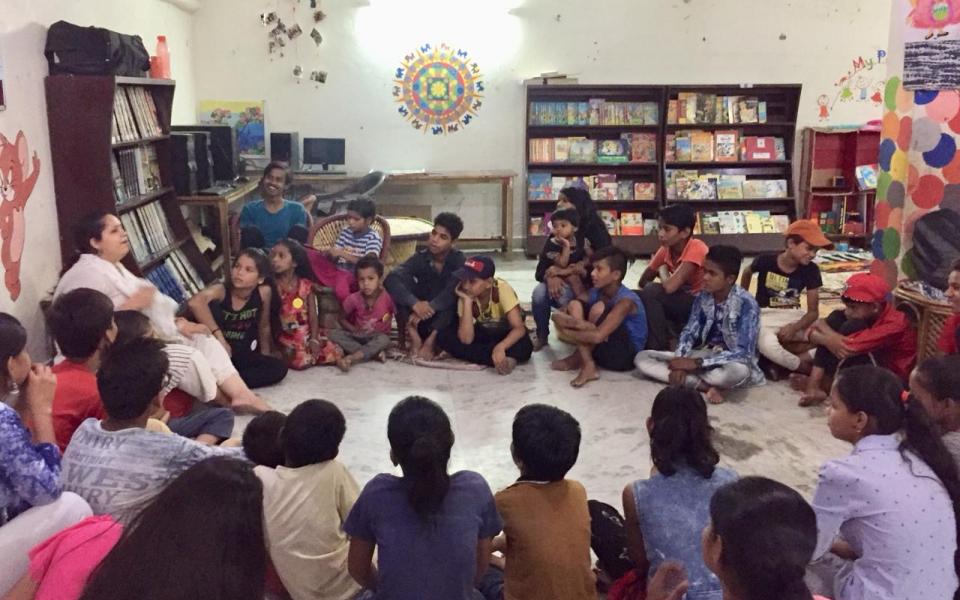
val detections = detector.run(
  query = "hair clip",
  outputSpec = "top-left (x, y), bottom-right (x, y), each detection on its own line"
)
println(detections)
top-left (901, 390), bottom-right (911, 405)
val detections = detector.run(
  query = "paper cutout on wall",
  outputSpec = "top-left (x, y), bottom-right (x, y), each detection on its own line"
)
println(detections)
top-left (198, 100), bottom-right (266, 156)
top-left (393, 43), bottom-right (483, 135)
top-left (0, 131), bottom-right (41, 301)
top-left (906, 0), bottom-right (960, 41)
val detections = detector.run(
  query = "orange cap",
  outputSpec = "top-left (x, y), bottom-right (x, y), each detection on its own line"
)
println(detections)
top-left (785, 219), bottom-right (833, 249)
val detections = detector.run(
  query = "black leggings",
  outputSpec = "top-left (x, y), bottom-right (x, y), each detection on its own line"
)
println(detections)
top-left (232, 351), bottom-right (288, 388)
top-left (638, 283), bottom-right (695, 351)
top-left (813, 309), bottom-right (873, 376)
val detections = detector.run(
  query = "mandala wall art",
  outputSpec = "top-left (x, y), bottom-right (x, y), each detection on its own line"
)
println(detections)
top-left (393, 43), bottom-right (484, 135)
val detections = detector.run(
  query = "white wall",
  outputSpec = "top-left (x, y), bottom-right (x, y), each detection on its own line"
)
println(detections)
top-left (190, 0), bottom-right (891, 242)
top-left (0, 0), bottom-right (196, 358)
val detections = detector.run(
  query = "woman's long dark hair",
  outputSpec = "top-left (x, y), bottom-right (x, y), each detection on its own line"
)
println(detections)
top-left (710, 476), bottom-right (817, 600)
top-left (649, 386), bottom-right (719, 478)
top-left (226, 248), bottom-right (282, 342)
top-left (387, 396), bottom-right (454, 519)
top-left (272, 238), bottom-right (316, 282)
top-left (0, 313), bottom-right (27, 389)
top-left (80, 457), bottom-right (265, 600)
top-left (61, 210), bottom-right (112, 274)
top-left (559, 186), bottom-right (610, 249)
top-left (837, 365), bottom-right (960, 595)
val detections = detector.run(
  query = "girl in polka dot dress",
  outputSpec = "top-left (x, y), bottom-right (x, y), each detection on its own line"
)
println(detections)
top-left (808, 365), bottom-right (960, 600)
top-left (270, 239), bottom-right (341, 369)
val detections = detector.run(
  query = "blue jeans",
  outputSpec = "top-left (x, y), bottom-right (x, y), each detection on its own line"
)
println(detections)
top-left (531, 281), bottom-right (575, 338)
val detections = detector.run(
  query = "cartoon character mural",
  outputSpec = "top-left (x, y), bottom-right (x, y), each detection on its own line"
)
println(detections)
top-left (908, 0), bottom-right (960, 39)
top-left (0, 131), bottom-right (40, 301)
top-left (816, 49), bottom-right (887, 121)
top-left (817, 95), bottom-right (831, 121)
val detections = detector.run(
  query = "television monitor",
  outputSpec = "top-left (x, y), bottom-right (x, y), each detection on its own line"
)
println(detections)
top-left (302, 137), bottom-right (346, 171)
top-left (170, 124), bottom-right (238, 182)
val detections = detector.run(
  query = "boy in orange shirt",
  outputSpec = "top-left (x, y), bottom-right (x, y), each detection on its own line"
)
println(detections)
top-left (637, 204), bottom-right (709, 351)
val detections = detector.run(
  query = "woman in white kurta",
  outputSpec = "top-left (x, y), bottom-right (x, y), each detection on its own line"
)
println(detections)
top-left (54, 211), bottom-right (269, 413)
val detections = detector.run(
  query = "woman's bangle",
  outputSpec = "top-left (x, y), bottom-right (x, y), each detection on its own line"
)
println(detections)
top-left (211, 328), bottom-right (221, 336)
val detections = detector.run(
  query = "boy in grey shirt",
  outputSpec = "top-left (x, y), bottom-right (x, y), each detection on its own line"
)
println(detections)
top-left (62, 337), bottom-right (243, 524)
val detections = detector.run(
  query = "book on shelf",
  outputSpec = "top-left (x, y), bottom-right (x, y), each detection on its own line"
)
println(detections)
top-left (597, 139), bottom-right (629, 163)
top-left (687, 176), bottom-right (717, 200)
top-left (855, 164), bottom-right (878, 190)
top-left (597, 210), bottom-right (620, 235)
top-left (622, 132), bottom-right (657, 163)
top-left (666, 170), bottom-right (787, 200)
top-left (620, 212), bottom-right (645, 235)
top-left (120, 201), bottom-right (176, 263)
top-left (113, 146), bottom-right (161, 204)
top-left (111, 85), bottom-right (163, 143)
top-left (742, 136), bottom-right (778, 161)
top-left (617, 180), bottom-right (635, 200)
top-left (634, 182), bottom-right (656, 200)
top-left (667, 94), bottom-right (768, 125)
top-left (717, 175), bottom-right (746, 199)
top-left (553, 138), bottom-right (571, 162)
top-left (690, 131), bottom-right (715, 161)
top-left (715, 130), bottom-right (739, 161)
top-left (144, 249), bottom-right (204, 305)
top-left (569, 138), bottom-right (597, 163)
top-left (742, 179), bottom-right (788, 199)
top-left (675, 133), bottom-right (692, 162)
top-left (525, 99), bottom-right (658, 126)
top-left (528, 173), bottom-right (552, 200)
top-left (665, 134), bottom-right (676, 161)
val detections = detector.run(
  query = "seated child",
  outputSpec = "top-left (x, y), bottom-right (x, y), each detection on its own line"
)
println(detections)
top-left (637, 204), bottom-right (709, 351)
top-left (256, 400), bottom-right (362, 600)
top-left (797, 272), bottom-right (916, 406)
top-left (531, 208), bottom-right (588, 351)
top-left (938, 259), bottom-right (960, 354)
top-left (46, 288), bottom-right (117, 451)
top-left (909, 355), bottom-right (960, 470)
top-left (436, 256), bottom-right (533, 374)
top-left (61, 337), bottom-right (243, 524)
top-left (114, 311), bottom-right (234, 445)
top-left (306, 197), bottom-right (383, 303)
top-left (478, 404), bottom-right (595, 600)
top-left (188, 248), bottom-right (289, 387)
top-left (239, 161), bottom-right (310, 249)
top-left (635, 245), bottom-right (764, 404)
top-left (345, 396), bottom-right (502, 600)
top-left (271, 239), bottom-right (342, 369)
top-left (242, 410), bottom-right (287, 468)
top-left (550, 246), bottom-right (647, 388)
top-left (385, 213), bottom-right (466, 358)
top-left (331, 255), bottom-right (396, 372)
top-left (740, 220), bottom-right (829, 378)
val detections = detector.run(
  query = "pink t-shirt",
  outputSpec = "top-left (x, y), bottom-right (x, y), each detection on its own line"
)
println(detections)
top-left (29, 515), bottom-right (123, 600)
top-left (342, 289), bottom-right (396, 334)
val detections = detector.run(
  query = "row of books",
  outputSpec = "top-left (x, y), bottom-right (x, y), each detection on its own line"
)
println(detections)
top-left (144, 249), bottom-right (204, 305)
top-left (665, 172), bottom-right (788, 200)
top-left (528, 100), bottom-right (659, 126)
top-left (112, 85), bottom-right (164, 144)
top-left (667, 94), bottom-right (768, 125)
top-left (694, 211), bottom-right (791, 235)
top-left (530, 211), bottom-right (657, 237)
top-left (112, 147), bottom-right (162, 205)
top-left (666, 131), bottom-right (787, 162)
top-left (528, 173), bottom-right (657, 201)
top-left (119, 201), bottom-right (177, 263)
top-left (529, 133), bottom-right (657, 164)
top-left (815, 197), bottom-right (865, 235)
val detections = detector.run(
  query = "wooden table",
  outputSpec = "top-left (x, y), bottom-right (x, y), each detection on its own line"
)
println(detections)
top-left (178, 180), bottom-right (259, 276)
top-left (294, 170), bottom-right (517, 252)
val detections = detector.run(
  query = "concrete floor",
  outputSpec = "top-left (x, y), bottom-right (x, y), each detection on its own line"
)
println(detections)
top-left (237, 256), bottom-right (849, 507)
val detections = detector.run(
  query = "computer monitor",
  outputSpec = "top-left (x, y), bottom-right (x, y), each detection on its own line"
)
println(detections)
top-left (170, 124), bottom-right (238, 182)
top-left (302, 137), bottom-right (346, 171)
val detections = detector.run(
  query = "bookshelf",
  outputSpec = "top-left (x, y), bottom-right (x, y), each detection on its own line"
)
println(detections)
top-left (45, 75), bottom-right (214, 305)
top-left (523, 83), bottom-right (802, 256)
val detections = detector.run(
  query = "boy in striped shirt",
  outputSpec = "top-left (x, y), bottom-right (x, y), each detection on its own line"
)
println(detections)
top-left (306, 197), bottom-right (383, 302)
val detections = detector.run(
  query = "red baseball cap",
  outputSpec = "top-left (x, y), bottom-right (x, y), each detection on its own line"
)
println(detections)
top-left (842, 273), bottom-right (890, 303)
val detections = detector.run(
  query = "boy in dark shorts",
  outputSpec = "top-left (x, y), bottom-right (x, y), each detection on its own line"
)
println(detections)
top-left (551, 246), bottom-right (647, 388)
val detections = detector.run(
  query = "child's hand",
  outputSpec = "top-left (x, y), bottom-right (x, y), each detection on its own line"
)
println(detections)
top-left (455, 283), bottom-right (471, 300)
top-left (668, 368), bottom-right (689, 386)
top-left (777, 322), bottom-right (802, 342)
top-left (668, 357), bottom-right (699, 372)
top-left (558, 236), bottom-right (571, 249)
top-left (24, 365), bottom-right (57, 415)
top-left (492, 344), bottom-right (507, 368)
top-left (412, 300), bottom-right (435, 320)
top-left (646, 562), bottom-right (689, 600)
top-left (544, 265), bottom-right (558, 278)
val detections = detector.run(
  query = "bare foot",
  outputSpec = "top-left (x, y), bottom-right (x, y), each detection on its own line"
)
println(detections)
top-left (336, 356), bottom-right (353, 372)
top-left (799, 390), bottom-right (828, 407)
top-left (570, 363), bottom-right (599, 388)
top-left (376, 351), bottom-right (387, 363)
top-left (406, 324), bottom-right (423, 357)
top-left (496, 357), bottom-right (518, 375)
top-left (231, 394), bottom-right (271, 415)
top-left (703, 387), bottom-right (725, 405)
top-left (533, 335), bottom-right (549, 352)
top-left (789, 373), bottom-right (810, 391)
top-left (551, 352), bottom-right (582, 371)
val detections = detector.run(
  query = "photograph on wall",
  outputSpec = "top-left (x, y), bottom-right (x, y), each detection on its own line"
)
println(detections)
top-left (197, 99), bottom-right (266, 156)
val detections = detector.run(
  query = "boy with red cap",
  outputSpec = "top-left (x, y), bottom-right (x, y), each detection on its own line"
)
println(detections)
top-left (937, 259), bottom-right (960, 355)
top-left (797, 273), bottom-right (917, 406)
top-left (740, 220), bottom-right (831, 379)
top-left (436, 256), bottom-right (533, 374)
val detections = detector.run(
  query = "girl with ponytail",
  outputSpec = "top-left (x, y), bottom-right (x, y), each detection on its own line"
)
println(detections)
top-left (619, 386), bottom-right (737, 599)
top-left (810, 364), bottom-right (960, 600)
top-left (345, 396), bottom-right (502, 599)
top-left (910, 354), bottom-right (960, 469)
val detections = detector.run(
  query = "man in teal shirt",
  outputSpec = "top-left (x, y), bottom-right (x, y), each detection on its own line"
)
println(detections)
top-left (239, 162), bottom-right (309, 249)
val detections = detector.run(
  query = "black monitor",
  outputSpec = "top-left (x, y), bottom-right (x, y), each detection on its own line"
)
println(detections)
top-left (302, 137), bottom-right (345, 171)
top-left (170, 124), bottom-right (238, 182)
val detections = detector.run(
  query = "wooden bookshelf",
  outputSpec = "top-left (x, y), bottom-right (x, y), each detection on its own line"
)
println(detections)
top-left (45, 75), bottom-right (214, 297)
top-left (523, 83), bottom-right (802, 256)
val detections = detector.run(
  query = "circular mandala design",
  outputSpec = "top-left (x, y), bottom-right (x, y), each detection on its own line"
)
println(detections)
top-left (393, 43), bottom-right (484, 135)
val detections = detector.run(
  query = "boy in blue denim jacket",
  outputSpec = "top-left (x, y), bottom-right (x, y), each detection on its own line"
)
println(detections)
top-left (635, 245), bottom-right (764, 404)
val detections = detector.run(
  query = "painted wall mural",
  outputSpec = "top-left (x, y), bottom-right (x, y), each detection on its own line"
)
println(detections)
top-left (817, 50), bottom-right (887, 122)
top-left (393, 43), bottom-right (483, 135)
top-left (0, 131), bottom-right (40, 301)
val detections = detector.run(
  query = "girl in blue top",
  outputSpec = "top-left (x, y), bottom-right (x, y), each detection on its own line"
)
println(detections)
top-left (623, 386), bottom-right (737, 600)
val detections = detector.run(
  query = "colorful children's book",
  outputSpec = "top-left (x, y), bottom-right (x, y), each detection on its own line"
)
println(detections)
top-left (643, 102), bottom-right (659, 125)
top-left (597, 139), bottom-right (629, 163)
top-left (717, 176), bottom-right (745, 199)
top-left (624, 133), bottom-right (657, 163)
top-left (690, 131), bottom-right (715, 161)
top-left (620, 212), bottom-right (645, 235)
top-left (568, 138), bottom-right (597, 163)
top-left (675, 133), bottom-right (692, 162)
top-left (553, 138), bottom-right (571, 162)
top-left (634, 182), bottom-right (656, 200)
top-left (665, 134), bottom-right (676, 162)
top-left (597, 210), bottom-right (620, 235)
top-left (715, 130), bottom-right (739, 161)
top-left (528, 173), bottom-right (552, 200)
top-left (688, 176), bottom-right (718, 200)
top-left (700, 212), bottom-right (721, 234)
top-left (667, 100), bottom-right (678, 125)
top-left (744, 212), bottom-right (764, 233)
top-left (588, 99), bottom-right (604, 125)
top-left (772, 214), bottom-right (791, 233)
top-left (855, 164), bottom-right (879, 190)
top-left (618, 180), bottom-right (635, 200)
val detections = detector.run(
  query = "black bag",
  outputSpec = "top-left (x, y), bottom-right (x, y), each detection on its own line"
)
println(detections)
top-left (45, 21), bottom-right (150, 77)
top-left (910, 209), bottom-right (960, 289)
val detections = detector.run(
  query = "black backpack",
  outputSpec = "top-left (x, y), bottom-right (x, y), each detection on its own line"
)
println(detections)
top-left (910, 208), bottom-right (960, 289)
top-left (44, 21), bottom-right (150, 77)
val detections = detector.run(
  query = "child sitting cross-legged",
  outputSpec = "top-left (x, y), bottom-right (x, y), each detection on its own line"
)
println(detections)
top-left (256, 400), bottom-right (363, 600)
top-left (550, 246), bottom-right (647, 388)
top-left (306, 196), bottom-right (384, 303)
top-left (60, 337), bottom-right (243, 524)
top-left (436, 256), bottom-right (533, 374)
top-left (477, 404), bottom-right (595, 600)
top-left (635, 245), bottom-right (764, 404)
top-left (531, 208), bottom-right (588, 351)
top-left (331, 255), bottom-right (396, 372)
